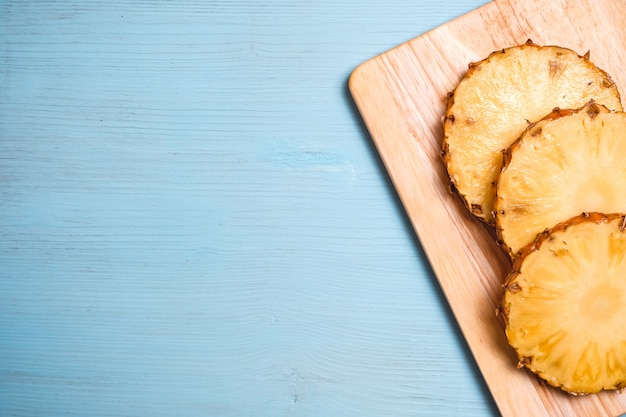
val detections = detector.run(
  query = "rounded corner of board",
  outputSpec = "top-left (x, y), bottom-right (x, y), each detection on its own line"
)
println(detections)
top-left (348, 57), bottom-right (379, 95)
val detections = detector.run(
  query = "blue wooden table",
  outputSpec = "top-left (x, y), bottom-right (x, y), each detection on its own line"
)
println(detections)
top-left (0, 1), bottom-right (499, 416)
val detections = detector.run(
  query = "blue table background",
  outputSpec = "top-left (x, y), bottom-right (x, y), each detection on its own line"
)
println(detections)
top-left (0, 1), bottom-right (499, 416)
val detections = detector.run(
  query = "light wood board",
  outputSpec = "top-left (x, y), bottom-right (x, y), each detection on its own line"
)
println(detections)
top-left (349, 0), bottom-right (626, 416)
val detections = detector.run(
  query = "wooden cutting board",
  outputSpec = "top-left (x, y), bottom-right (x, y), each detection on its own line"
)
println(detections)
top-left (349, 1), bottom-right (626, 416)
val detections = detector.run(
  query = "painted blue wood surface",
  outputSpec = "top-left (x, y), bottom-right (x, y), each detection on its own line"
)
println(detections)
top-left (0, 1), bottom-right (499, 416)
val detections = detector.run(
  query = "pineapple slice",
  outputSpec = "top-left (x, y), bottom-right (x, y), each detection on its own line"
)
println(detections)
top-left (501, 212), bottom-right (626, 395)
top-left (442, 41), bottom-right (622, 224)
top-left (496, 102), bottom-right (626, 257)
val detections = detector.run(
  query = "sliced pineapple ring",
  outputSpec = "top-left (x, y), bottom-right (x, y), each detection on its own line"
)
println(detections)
top-left (502, 212), bottom-right (626, 395)
top-left (496, 102), bottom-right (626, 257)
top-left (442, 41), bottom-right (622, 225)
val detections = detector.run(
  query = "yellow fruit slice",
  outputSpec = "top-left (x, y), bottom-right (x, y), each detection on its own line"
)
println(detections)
top-left (502, 212), bottom-right (626, 395)
top-left (495, 102), bottom-right (626, 257)
top-left (442, 41), bottom-right (622, 225)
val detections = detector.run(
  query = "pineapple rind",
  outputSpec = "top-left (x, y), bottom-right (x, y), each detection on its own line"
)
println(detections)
top-left (443, 41), bottom-right (623, 225)
top-left (503, 213), bottom-right (626, 394)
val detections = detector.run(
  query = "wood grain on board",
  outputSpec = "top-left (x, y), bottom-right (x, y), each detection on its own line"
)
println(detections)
top-left (349, 0), bottom-right (626, 416)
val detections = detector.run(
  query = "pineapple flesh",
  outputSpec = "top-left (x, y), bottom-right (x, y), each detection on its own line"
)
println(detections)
top-left (502, 212), bottom-right (626, 395)
top-left (495, 102), bottom-right (626, 257)
top-left (442, 41), bottom-right (622, 224)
